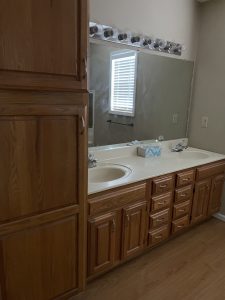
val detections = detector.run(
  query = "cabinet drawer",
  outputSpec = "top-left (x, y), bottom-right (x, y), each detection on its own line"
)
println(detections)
top-left (88, 182), bottom-right (147, 216)
top-left (172, 215), bottom-right (189, 233)
top-left (151, 192), bottom-right (173, 213)
top-left (175, 185), bottom-right (193, 203)
top-left (150, 209), bottom-right (170, 229)
top-left (149, 226), bottom-right (169, 247)
top-left (152, 175), bottom-right (174, 195)
top-left (173, 201), bottom-right (191, 220)
top-left (196, 161), bottom-right (225, 181)
top-left (176, 170), bottom-right (195, 187)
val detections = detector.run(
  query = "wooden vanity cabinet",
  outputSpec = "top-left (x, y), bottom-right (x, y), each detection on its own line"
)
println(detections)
top-left (87, 182), bottom-right (149, 277)
top-left (208, 174), bottom-right (225, 215)
top-left (149, 176), bottom-right (174, 246)
top-left (0, 93), bottom-right (88, 299)
top-left (0, 0), bottom-right (88, 91)
top-left (87, 161), bottom-right (225, 281)
top-left (171, 170), bottom-right (195, 233)
top-left (191, 179), bottom-right (211, 224)
top-left (88, 212), bottom-right (117, 276)
top-left (122, 201), bottom-right (147, 259)
top-left (191, 161), bottom-right (225, 224)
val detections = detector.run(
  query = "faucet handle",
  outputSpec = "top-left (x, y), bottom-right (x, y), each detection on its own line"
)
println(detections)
top-left (88, 153), bottom-right (94, 160)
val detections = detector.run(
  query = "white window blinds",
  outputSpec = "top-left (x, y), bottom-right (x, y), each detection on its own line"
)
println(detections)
top-left (109, 50), bottom-right (137, 117)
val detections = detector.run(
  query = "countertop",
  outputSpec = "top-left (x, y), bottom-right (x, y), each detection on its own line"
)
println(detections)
top-left (88, 144), bottom-right (225, 195)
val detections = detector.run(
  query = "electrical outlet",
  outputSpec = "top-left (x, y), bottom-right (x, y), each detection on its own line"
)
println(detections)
top-left (201, 116), bottom-right (208, 128)
top-left (172, 113), bottom-right (178, 124)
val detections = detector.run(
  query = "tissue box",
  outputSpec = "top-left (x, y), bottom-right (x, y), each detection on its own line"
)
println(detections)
top-left (137, 145), bottom-right (161, 158)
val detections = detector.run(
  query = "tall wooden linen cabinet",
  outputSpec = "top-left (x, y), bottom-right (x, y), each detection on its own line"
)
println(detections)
top-left (0, 1), bottom-right (88, 299)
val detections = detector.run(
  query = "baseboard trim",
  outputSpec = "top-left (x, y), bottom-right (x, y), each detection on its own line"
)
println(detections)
top-left (213, 213), bottom-right (225, 222)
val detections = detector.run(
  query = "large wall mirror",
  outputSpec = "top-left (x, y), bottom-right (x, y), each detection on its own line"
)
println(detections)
top-left (89, 40), bottom-right (194, 147)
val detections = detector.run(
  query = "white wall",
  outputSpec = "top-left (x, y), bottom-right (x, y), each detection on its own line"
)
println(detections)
top-left (188, 0), bottom-right (225, 214)
top-left (90, 0), bottom-right (200, 61)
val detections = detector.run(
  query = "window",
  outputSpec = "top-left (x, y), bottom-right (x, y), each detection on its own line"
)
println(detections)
top-left (109, 50), bottom-right (137, 117)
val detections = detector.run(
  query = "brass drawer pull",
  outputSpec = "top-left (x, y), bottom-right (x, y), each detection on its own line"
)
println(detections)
top-left (156, 218), bottom-right (165, 222)
top-left (177, 224), bottom-right (185, 228)
top-left (178, 209), bottom-right (186, 213)
top-left (155, 235), bottom-right (163, 240)
top-left (158, 201), bottom-right (166, 205)
top-left (180, 193), bottom-right (187, 197)
top-left (159, 184), bottom-right (168, 188)
top-left (182, 178), bottom-right (190, 182)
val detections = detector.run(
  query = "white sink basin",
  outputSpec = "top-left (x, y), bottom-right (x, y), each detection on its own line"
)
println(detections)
top-left (89, 163), bottom-right (132, 184)
top-left (176, 151), bottom-right (209, 160)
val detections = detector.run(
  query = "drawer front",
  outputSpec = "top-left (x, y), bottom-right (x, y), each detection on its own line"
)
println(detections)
top-left (88, 182), bottom-right (147, 216)
top-left (176, 170), bottom-right (195, 187)
top-left (149, 226), bottom-right (169, 247)
top-left (196, 161), bottom-right (225, 181)
top-left (172, 215), bottom-right (189, 233)
top-left (173, 201), bottom-right (191, 220)
top-left (150, 209), bottom-right (170, 229)
top-left (175, 185), bottom-right (193, 203)
top-left (152, 176), bottom-right (174, 195)
top-left (151, 192), bottom-right (173, 213)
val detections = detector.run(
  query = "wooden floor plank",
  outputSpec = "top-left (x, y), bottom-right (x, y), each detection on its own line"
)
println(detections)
top-left (73, 218), bottom-right (225, 300)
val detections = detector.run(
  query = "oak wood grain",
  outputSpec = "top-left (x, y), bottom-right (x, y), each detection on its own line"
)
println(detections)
top-left (0, 0), bottom-right (88, 91)
top-left (196, 160), bottom-right (225, 181)
top-left (0, 215), bottom-right (78, 300)
top-left (122, 202), bottom-right (147, 259)
top-left (176, 169), bottom-right (195, 187)
top-left (208, 174), bottom-right (225, 215)
top-left (88, 182), bottom-right (148, 216)
top-left (152, 175), bottom-right (175, 195)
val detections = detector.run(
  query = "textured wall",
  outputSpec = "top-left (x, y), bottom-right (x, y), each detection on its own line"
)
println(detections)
top-left (90, 43), bottom-right (194, 146)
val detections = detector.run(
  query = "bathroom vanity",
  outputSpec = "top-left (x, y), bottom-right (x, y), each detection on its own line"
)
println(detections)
top-left (87, 143), bottom-right (225, 279)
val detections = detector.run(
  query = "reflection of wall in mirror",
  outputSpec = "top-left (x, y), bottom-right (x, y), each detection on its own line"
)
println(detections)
top-left (90, 42), bottom-right (194, 147)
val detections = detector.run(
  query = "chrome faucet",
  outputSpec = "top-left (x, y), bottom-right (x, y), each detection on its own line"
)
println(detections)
top-left (171, 142), bottom-right (188, 152)
top-left (88, 153), bottom-right (97, 168)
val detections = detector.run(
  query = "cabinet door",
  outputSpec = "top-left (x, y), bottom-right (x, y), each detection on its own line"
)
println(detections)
top-left (191, 179), bottom-right (211, 224)
top-left (0, 0), bottom-right (87, 91)
top-left (0, 103), bottom-right (86, 222)
top-left (88, 212), bottom-right (117, 276)
top-left (208, 174), bottom-right (225, 215)
top-left (122, 202), bottom-right (147, 259)
top-left (0, 213), bottom-right (78, 300)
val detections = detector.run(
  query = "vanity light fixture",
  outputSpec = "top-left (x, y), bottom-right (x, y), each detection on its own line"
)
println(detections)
top-left (89, 21), bottom-right (184, 57)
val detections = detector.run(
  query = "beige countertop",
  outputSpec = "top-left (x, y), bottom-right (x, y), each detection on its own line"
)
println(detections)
top-left (88, 140), bottom-right (225, 195)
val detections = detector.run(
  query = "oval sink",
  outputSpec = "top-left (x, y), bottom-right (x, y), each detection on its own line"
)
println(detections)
top-left (176, 151), bottom-right (209, 160)
top-left (89, 163), bottom-right (132, 184)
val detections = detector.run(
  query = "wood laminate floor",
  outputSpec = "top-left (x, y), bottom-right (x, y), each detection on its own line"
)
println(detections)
top-left (74, 218), bottom-right (225, 300)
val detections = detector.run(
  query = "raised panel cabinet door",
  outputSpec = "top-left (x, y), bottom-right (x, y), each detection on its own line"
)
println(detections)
top-left (0, 214), bottom-right (78, 300)
top-left (0, 103), bottom-right (87, 222)
top-left (88, 212), bottom-right (117, 276)
top-left (122, 202), bottom-right (147, 259)
top-left (208, 174), bottom-right (225, 215)
top-left (0, 0), bottom-right (87, 91)
top-left (191, 179), bottom-right (211, 224)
